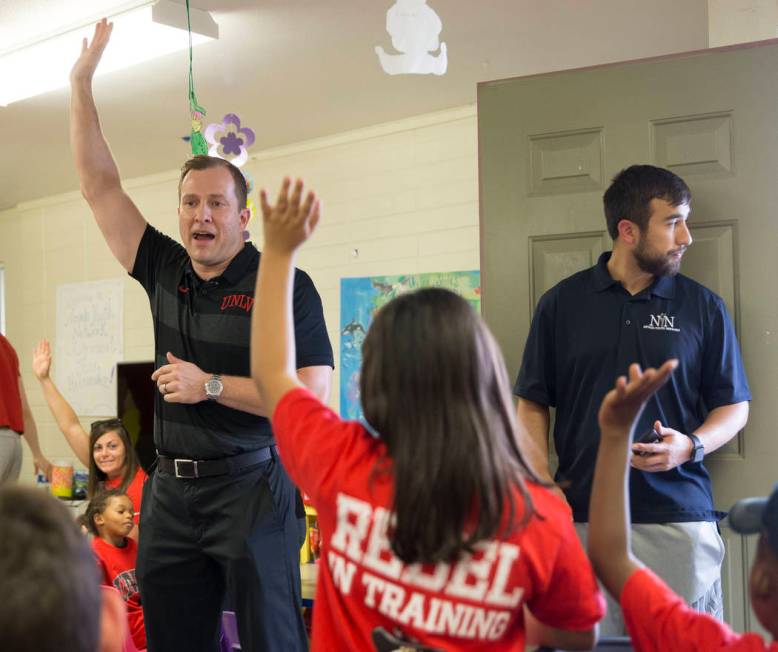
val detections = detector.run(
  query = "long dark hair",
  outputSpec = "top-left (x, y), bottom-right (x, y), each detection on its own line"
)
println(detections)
top-left (360, 288), bottom-right (544, 564)
top-left (87, 419), bottom-right (140, 499)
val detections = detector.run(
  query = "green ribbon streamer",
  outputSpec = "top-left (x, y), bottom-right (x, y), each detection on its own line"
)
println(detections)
top-left (186, 0), bottom-right (208, 156)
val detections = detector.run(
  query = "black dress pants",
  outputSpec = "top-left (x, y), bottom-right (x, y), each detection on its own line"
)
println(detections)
top-left (137, 451), bottom-right (308, 651)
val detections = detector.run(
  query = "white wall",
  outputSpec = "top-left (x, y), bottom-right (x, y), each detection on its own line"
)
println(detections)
top-left (709, 0), bottom-right (778, 46)
top-left (0, 105), bottom-right (478, 481)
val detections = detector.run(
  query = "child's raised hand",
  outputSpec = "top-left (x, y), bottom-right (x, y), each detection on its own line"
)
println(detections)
top-left (32, 339), bottom-right (52, 380)
top-left (259, 178), bottom-right (320, 255)
top-left (597, 360), bottom-right (677, 437)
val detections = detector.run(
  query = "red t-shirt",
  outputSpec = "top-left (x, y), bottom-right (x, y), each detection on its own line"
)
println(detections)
top-left (104, 467), bottom-right (147, 524)
top-left (273, 388), bottom-right (605, 651)
top-left (0, 334), bottom-right (23, 433)
top-left (93, 536), bottom-right (146, 650)
top-left (622, 567), bottom-right (777, 651)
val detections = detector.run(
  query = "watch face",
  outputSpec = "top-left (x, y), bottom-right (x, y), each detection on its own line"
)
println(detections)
top-left (205, 377), bottom-right (223, 397)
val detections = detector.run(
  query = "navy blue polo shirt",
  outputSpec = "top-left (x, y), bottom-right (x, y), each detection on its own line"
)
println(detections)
top-left (515, 252), bottom-right (750, 523)
top-left (131, 224), bottom-right (334, 460)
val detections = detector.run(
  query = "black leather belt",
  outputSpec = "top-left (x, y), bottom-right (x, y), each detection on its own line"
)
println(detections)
top-left (157, 447), bottom-right (273, 479)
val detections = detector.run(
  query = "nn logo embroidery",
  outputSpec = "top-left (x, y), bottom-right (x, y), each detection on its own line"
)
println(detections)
top-left (643, 313), bottom-right (680, 332)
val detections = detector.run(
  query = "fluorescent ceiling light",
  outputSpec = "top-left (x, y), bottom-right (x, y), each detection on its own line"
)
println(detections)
top-left (0, 0), bottom-right (218, 107)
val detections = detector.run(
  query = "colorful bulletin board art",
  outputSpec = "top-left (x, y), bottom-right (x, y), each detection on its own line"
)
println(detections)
top-left (339, 270), bottom-right (480, 420)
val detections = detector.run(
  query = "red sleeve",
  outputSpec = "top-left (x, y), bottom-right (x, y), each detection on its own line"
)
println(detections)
top-left (525, 499), bottom-right (606, 631)
top-left (622, 567), bottom-right (749, 652)
top-left (272, 387), bottom-right (377, 503)
top-left (128, 468), bottom-right (147, 524)
top-left (8, 342), bottom-right (19, 376)
top-left (91, 542), bottom-right (112, 587)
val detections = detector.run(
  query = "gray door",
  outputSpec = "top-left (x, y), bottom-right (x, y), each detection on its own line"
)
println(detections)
top-left (478, 42), bottom-right (778, 633)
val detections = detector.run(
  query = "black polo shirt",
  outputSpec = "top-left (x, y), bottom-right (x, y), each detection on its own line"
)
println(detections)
top-left (131, 224), bottom-right (334, 459)
top-left (515, 252), bottom-right (750, 523)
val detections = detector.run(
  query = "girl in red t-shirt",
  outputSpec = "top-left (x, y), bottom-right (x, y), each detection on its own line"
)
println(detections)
top-left (32, 340), bottom-right (146, 537)
top-left (86, 489), bottom-right (145, 651)
top-left (248, 180), bottom-right (605, 651)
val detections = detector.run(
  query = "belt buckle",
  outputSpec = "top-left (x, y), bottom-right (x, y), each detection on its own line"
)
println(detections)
top-left (174, 459), bottom-right (198, 478)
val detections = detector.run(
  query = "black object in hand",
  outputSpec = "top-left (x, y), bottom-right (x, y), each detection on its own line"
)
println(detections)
top-left (635, 428), bottom-right (662, 456)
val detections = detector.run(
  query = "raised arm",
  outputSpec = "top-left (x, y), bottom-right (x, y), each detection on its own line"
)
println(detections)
top-left (251, 179), bottom-right (320, 414)
top-left (588, 360), bottom-right (677, 599)
top-left (69, 19), bottom-right (147, 273)
top-left (31, 340), bottom-right (90, 468)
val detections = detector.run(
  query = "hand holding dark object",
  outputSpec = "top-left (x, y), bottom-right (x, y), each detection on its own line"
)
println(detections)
top-left (634, 428), bottom-right (661, 456)
top-left (630, 419), bottom-right (696, 472)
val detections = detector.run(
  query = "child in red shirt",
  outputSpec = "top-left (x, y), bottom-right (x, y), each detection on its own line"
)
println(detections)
top-left (588, 361), bottom-right (778, 651)
top-left (86, 489), bottom-right (146, 651)
top-left (249, 180), bottom-right (605, 651)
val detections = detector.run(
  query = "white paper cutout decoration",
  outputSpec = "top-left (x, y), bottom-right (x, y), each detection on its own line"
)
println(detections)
top-left (375, 0), bottom-right (447, 76)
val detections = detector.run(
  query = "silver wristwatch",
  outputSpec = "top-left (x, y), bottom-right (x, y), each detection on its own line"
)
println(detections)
top-left (204, 374), bottom-right (223, 401)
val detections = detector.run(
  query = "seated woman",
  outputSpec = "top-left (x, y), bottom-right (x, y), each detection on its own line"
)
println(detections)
top-left (32, 340), bottom-right (145, 538)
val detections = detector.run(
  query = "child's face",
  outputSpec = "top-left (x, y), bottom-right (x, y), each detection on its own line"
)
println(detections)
top-left (748, 534), bottom-right (778, 638)
top-left (92, 430), bottom-right (127, 478)
top-left (95, 495), bottom-right (134, 539)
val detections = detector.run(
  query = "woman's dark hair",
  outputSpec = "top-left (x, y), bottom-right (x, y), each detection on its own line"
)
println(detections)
top-left (360, 288), bottom-right (544, 564)
top-left (85, 488), bottom-right (127, 537)
top-left (87, 418), bottom-right (139, 499)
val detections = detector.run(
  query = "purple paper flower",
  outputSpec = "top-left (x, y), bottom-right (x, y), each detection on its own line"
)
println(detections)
top-left (204, 114), bottom-right (256, 167)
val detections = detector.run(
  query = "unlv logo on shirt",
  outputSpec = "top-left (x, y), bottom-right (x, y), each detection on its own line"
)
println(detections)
top-left (220, 294), bottom-right (255, 313)
top-left (643, 313), bottom-right (680, 332)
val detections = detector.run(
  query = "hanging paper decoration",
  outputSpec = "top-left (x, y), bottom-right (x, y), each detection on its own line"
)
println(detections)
top-left (182, 2), bottom-right (254, 238)
top-left (202, 115), bottom-right (257, 240)
top-left (203, 114), bottom-right (256, 167)
top-left (185, 0), bottom-right (208, 155)
top-left (189, 107), bottom-right (208, 155)
top-left (375, 0), bottom-right (447, 76)
top-left (204, 114), bottom-right (257, 238)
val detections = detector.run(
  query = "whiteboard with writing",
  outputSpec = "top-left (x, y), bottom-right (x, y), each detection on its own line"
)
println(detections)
top-left (55, 279), bottom-right (123, 416)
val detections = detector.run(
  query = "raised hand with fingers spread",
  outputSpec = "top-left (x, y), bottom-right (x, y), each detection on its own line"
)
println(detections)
top-left (598, 360), bottom-right (678, 437)
top-left (259, 178), bottom-right (320, 255)
top-left (32, 339), bottom-right (52, 380)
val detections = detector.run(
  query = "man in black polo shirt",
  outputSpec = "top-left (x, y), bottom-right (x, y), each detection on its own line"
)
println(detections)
top-left (515, 165), bottom-right (750, 635)
top-left (70, 21), bottom-right (333, 651)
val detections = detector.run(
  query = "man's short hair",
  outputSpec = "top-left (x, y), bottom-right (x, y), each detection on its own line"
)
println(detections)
top-left (178, 155), bottom-right (248, 209)
top-left (603, 165), bottom-right (691, 239)
top-left (0, 485), bottom-right (101, 651)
